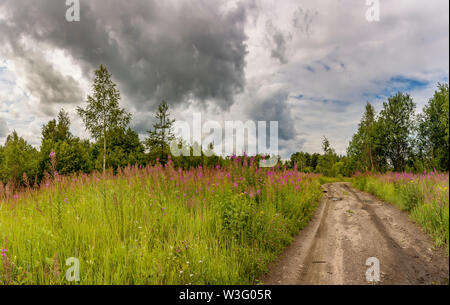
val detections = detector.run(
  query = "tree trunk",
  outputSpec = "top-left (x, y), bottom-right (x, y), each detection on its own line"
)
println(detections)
top-left (369, 142), bottom-right (374, 171)
top-left (103, 130), bottom-right (106, 174)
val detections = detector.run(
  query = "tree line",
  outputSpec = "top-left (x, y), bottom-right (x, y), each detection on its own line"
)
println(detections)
top-left (0, 65), bottom-right (228, 186)
top-left (289, 83), bottom-right (449, 176)
top-left (0, 64), bottom-right (448, 186)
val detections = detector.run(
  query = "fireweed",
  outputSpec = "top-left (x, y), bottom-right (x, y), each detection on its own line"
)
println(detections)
top-left (353, 171), bottom-right (449, 252)
top-left (0, 158), bottom-right (322, 284)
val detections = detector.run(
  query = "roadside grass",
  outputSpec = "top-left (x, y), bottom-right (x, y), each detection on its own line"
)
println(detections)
top-left (0, 161), bottom-right (323, 284)
top-left (352, 172), bottom-right (449, 253)
top-left (318, 176), bottom-right (352, 185)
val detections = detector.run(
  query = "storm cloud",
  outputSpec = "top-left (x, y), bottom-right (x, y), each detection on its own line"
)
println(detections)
top-left (265, 20), bottom-right (291, 64)
top-left (0, 0), bottom-right (251, 110)
top-left (0, 0), bottom-right (448, 157)
top-left (245, 87), bottom-right (296, 141)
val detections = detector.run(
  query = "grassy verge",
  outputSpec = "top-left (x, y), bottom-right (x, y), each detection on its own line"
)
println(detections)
top-left (352, 172), bottom-right (449, 253)
top-left (318, 176), bottom-right (352, 184)
top-left (0, 163), bottom-right (322, 284)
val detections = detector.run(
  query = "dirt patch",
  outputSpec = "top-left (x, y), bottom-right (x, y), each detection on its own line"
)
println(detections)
top-left (260, 182), bottom-right (449, 285)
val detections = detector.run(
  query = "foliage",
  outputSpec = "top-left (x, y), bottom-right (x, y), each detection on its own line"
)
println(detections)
top-left (347, 103), bottom-right (383, 172)
top-left (144, 101), bottom-right (175, 164)
top-left (0, 131), bottom-right (39, 185)
top-left (417, 83), bottom-right (449, 171)
top-left (377, 92), bottom-right (416, 172)
top-left (316, 136), bottom-right (339, 177)
top-left (92, 127), bottom-right (146, 171)
top-left (0, 161), bottom-right (322, 284)
top-left (352, 171), bottom-right (449, 251)
top-left (39, 109), bottom-right (93, 177)
top-left (77, 65), bottom-right (132, 172)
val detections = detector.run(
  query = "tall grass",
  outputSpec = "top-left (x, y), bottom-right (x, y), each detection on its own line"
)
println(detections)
top-left (0, 157), bottom-right (322, 284)
top-left (352, 171), bottom-right (449, 252)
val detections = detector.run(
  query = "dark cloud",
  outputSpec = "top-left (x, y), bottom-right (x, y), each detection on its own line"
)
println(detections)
top-left (0, 0), bottom-right (252, 111)
top-left (247, 90), bottom-right (296, 141)
top-left (265, 20), bottom-right (291, 64)
top-left (279, 136), bottom-right (307, 158)
top-left (130, 112), bottom-right (157, 135)
top-left (11, 46), bottom-right (83, 113)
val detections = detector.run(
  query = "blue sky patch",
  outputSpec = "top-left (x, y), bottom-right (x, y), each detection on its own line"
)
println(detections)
top-left (389, 76), bottom-right (429, 91)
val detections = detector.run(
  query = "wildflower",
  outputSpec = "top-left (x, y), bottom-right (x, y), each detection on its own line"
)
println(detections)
top-left (0, 247), bottom-right (7, 257)
top-left (49, 151), bottom-right (56, 159)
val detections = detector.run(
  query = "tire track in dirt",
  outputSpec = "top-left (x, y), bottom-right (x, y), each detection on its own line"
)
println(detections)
top-left (261, 182), bottom-right (449, 285)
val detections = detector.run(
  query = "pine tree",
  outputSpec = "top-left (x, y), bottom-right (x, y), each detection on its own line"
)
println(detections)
top-left (144, 101), bottom-right (175, 164)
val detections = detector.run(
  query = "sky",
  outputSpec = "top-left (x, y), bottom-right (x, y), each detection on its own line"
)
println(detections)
top-left (0, 0), bottom-right (448, 158)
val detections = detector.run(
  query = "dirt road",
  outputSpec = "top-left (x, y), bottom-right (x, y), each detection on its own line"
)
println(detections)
top-left (261, 182), bottom-right (449, 285)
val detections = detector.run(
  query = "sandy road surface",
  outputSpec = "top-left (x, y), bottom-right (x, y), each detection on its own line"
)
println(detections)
top-left (261, 182), bottom-right (449, 285)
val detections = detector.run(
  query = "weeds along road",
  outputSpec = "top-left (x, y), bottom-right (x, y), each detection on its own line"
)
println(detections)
top-left (261, 182), bottom-right (449, 285)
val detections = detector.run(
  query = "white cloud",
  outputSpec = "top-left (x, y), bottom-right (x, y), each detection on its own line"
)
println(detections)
top-left (0, 0), bottom-right (448, 156)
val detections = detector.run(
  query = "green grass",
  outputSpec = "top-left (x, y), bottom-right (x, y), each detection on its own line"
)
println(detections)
top-left (0, 163), bottom-right (323, 284)
top-left (352, 172), bottom-right (449, 253)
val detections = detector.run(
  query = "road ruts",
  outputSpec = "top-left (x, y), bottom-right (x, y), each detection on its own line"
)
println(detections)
top-left (261, 182), bottom-right (449, 285)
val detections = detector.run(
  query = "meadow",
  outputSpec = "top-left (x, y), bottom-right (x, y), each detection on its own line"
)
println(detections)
top-left (352, 171), bottom-right (449, 252)
top-left (0, 156), bottom-right (323, 285)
